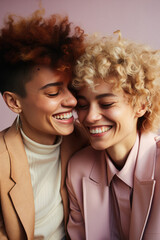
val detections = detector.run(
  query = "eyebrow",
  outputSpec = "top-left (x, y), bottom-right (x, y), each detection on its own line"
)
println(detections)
top-left (96, 93), bottom-right (117, 99)
top-left (39, 82), bottom-right (63, 90)
top-left (77, 93), bottom-right (117, 100)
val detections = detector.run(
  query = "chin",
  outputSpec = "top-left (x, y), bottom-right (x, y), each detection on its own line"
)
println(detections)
top-left (90, 143), bottom-right (106, 151)
top-left (61, 127), bottom-right (74, 136)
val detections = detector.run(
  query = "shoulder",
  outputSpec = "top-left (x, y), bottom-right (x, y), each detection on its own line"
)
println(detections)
top-left (139, 132), bottom-right (160, 158)
top-left (68, 146), bottom-right (102, 178)
top-left (0, 121), bottom-right (20, 161)
top-left (70, 145), bottom-right (100, 164)
top-left (0, 127), bottom-right (9, 155)
top-left (0, 127), bottom-right (12, 179)
top-left (140, 132), bottom-right (159, 147)
top-left (154, 135), bottom-right (160, 148)
top-left (139, 132), bottom-right (160, 172)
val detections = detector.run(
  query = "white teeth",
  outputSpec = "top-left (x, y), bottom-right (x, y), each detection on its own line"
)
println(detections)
top-left (90, 126), bottom-right (111, 134)
top-left (54, 112), bottom-right (73, 120)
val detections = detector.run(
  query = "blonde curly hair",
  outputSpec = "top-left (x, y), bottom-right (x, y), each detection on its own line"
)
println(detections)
top-left (72, 31), bottom-right (160, 133)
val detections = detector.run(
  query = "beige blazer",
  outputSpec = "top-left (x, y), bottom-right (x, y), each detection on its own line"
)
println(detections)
top-left (0, 120), bottom-right (87, 240)
top-left (67, 132), bottom-right (160, 240)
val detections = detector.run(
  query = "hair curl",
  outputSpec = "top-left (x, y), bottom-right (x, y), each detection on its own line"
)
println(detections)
top-left (0, 9), bottom-right (85, 96)
top-left (73, 31), bottom-right (160, 133)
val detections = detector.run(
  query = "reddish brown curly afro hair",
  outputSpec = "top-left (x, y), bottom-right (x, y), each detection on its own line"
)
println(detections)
top-left (0, 9), bottom-right (85, 97)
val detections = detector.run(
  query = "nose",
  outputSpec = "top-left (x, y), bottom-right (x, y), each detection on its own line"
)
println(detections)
top-left (62, 88), bottom-right (77, 107)
top-left (85, 105), bottom-right (102, 124)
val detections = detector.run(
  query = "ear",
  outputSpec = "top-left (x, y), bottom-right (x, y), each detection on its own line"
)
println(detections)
top-left (3, 91), bottom-right (22, 114)
top-left (135, 103), bottom-right (147, 118)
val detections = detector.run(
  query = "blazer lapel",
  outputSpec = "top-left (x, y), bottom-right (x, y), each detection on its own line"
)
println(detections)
top-left (4, 121), bottom-right (35, 240)
top-left (82, 151), bottom-right (110, 240)
top-left (129, 133), bottom-right (157, 240)
top-left (129, 178), bottom-right (155, 240)
top-left (60, 137), bottom-right (71, 228)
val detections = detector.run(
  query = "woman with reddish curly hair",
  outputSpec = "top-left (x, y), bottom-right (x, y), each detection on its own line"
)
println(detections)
top-left (66, 32), bottom-right (160, 239)
top-left (0, 9), bottom-right (87, 240)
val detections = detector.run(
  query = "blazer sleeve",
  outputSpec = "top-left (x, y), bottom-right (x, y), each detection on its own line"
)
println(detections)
top-left (66, 160), bottom-right (86, 240)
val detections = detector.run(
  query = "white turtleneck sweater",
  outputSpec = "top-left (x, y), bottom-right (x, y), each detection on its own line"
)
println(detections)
top-left (20, 129), bottom-right (65, 240)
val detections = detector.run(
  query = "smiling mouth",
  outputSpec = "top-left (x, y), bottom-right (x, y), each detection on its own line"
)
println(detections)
top-left (89, 126), bottom-right (112, 134)
top-left (53, 111), bottom-right (73, 120)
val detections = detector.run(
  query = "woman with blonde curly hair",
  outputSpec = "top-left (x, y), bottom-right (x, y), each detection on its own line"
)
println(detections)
top-left (0, 9), bottom-right (87, 240)
top-left (66, 31), bottom-right (160, 240)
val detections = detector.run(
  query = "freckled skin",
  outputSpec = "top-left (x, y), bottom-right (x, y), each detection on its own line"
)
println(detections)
top-left (77, 77), bottom-right (139, 167)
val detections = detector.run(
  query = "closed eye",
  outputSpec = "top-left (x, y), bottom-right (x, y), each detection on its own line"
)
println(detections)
top-left (77, 103), bottom-right (89, 110)
top-left (100, 102), bottom-right (115, 108)
top-left (47, 91), bottom-right (59, 97)
top-left (76, 97), bottom-right (89, 110)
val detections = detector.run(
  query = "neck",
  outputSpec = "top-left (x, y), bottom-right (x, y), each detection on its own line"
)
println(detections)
top-left (19, 116), bottom-right (57, 145)
top-left (106, 148), bottom-right (131, 170)
top-left (21, 126), bottom-right (57, 145)
top-left (106, 132), bottom-right (137, 170)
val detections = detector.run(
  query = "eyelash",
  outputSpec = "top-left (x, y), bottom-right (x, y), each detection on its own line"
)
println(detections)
top-left (77, 102), bottom-right (115, 110)
top-left (47, 91), bottom-right (59, 97)
top-left (100, 103), bottom-right (114, 108)
top-left (77, 104), bottom-right (88, 110)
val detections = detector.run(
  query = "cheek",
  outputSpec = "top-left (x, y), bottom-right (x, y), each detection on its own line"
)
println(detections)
top-left (44, 101), bottom-right (59, 110)
top-left (37, 99), bottom-right (61, 113)
top-left (109, 110), bottom-right (122, 119)
top-left (103, 108), bottom-right (121, 121)
top-left (106, 107), bottom-right (130, 120)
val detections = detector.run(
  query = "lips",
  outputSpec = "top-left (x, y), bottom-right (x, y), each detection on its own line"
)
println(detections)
top-left (53, 111), bottom-right (73, 120)
top-left (89, 126), bottom-right (112, 134)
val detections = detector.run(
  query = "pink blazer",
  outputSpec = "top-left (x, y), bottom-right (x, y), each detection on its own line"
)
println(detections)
top-left (67, 132), bottom-right (160, 240)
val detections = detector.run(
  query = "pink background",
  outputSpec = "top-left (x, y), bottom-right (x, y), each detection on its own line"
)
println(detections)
top-left (1, 0), bottom-right (160, 131)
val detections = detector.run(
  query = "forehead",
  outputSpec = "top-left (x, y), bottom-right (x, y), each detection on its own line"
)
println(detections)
top-left (77, 77), bottom-right (129, 102)
top-left (78, 77), bottom-right (117, 94)
top-left (26, 65), bottom-right (71, 89)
